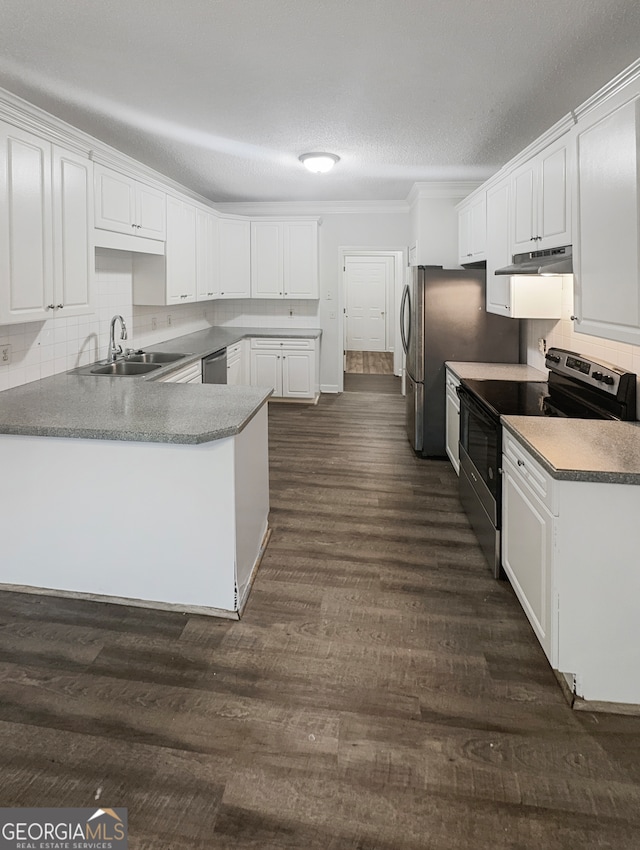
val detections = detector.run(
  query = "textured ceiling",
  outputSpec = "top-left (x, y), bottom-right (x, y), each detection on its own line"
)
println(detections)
top-left (0, 0), bottom-right (639, 203)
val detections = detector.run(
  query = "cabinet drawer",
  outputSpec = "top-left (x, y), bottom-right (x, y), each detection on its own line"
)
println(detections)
top-left (503, 431), bottom-right (557, 515)
top-left (227, 342), bottom-right (242, 358)
top-left (153, 361), bottom-right (202, 383)
top-left (250, 337), bottom-right (314, 350)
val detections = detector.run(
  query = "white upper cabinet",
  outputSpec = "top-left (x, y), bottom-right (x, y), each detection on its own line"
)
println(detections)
top-left (485, 178), bottom-right (512, 316)
top-left (0, 123), bottom-right (92, 324)
top-left (132, 194), bottom-right (197, 305)
top-left (251, 219), bottom-right (318, 299)
top-left (457, 194), bottom-right (486, 264)
top-left (485, 174), bottom-right (562, 319)
top-left (511, 136), bottom-right (571, 254)
top-left (573, 94), bottom-right (640, 346)
top-left (196, 207), bottom-right (219, 301)
top-left (251, 221), bottom-right (283, 297)
top-left (52, 146), bottom-right (93, 318)
top-left (94, 164), bottom-right (166, 240)
top-left (218, 217), bottom-right (251, 299)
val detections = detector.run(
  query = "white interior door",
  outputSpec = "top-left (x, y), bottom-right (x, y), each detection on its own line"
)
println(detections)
top-left (344, 256), bottom-right (392, 351)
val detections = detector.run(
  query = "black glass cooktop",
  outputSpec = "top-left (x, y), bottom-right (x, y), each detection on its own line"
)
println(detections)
top-left (462, 378), bottom-right (618, 419)
top-left (462, 379), bottom-right (551, 417)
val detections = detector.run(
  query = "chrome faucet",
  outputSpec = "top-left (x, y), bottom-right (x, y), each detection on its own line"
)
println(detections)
top-left (107, 315), bottom-right (128, 362)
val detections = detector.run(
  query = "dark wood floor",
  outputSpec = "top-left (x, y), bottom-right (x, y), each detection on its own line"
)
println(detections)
top-left (1, 390), bottom-right (640, 848)
top-left (345, 350), bottom-right (394, 374)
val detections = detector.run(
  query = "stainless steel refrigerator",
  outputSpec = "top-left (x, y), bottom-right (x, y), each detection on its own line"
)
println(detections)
top-left (400, 266), bottom-right (521, 457)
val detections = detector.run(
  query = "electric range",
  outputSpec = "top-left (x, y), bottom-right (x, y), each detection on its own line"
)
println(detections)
top-left (455, 347), bottom-right (637, 576)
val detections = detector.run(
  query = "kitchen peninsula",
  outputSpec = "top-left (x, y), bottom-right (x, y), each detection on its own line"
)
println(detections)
top-left (0, 363), bottom-right (272, 619)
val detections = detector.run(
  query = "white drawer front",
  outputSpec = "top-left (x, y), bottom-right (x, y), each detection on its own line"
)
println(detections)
top-left (227, 342), bottom-right (242, 358)
top-left (503, 431), bottom-right (557, 515)
top-left (250, 337), bottom-right (314, 350)
top-left (154, 361), bottom-right (202, 384)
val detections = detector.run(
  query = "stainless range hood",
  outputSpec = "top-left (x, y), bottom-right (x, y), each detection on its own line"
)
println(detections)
top-left (495, 245), bottom-right (572, 275)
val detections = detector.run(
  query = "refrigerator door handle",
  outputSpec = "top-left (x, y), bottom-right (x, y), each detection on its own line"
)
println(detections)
top-left (400, 284), bottom-right (410, 355)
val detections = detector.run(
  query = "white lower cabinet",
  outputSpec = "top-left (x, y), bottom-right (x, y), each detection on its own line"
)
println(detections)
top-left (445, 368), bottom-right (460, 474)
top-left (226, 342), bottom-right (244, 385)
top-left (250, 338), bottom-right (317, 400)
top-left (502, 449), bottom-right (555, 662)
top-left (502, 428), bottom-right (640, 706)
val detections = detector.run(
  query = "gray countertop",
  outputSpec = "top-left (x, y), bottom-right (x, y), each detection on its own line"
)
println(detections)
top-left (502, 416), bottom-right (640, 484)
top-left (0, 325), bottom-right (321, 445)
top-left (446, 361), bottom-right (547, 381)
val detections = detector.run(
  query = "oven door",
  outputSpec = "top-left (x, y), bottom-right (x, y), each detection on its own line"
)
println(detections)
top-left (457, 386), bottom-right (500, 507)
top-left (457, 385), bottom-right (502, 577)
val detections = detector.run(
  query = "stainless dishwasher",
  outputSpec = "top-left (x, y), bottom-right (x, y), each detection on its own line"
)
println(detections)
top-left (202, 348), bottom-right (227, 384)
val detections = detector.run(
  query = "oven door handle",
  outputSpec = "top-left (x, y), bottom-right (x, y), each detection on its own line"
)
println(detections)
top-left (456, 386), bottom-right (497, 428)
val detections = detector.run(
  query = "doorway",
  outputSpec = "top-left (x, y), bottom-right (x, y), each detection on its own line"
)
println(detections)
top-left (340, 250), bottom-right (405, 394)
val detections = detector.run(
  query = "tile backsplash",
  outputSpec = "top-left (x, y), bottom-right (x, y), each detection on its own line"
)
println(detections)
top-left (524, 275), bottom-right (640, 417)
top-left (0, 249), bottom-right (320, 392)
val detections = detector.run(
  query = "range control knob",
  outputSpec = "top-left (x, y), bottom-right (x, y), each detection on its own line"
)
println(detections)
top-left (592, 371), bottom-right (604, 381)
top-left (603, 375), bottom-right (615, 386)
top-left (547, 354), bottom-right (561, 364)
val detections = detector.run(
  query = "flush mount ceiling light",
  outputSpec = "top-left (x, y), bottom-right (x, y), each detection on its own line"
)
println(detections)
top-left (299, 152), bottom-right (340, 173)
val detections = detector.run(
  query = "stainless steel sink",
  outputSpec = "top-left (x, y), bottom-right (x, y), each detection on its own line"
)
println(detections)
top-left (125, 352), bottom-right (187, 364)
top-left (90, 361), bottom-right (163, 376)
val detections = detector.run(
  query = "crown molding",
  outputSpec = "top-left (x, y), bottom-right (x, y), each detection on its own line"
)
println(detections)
top-left (406, 181), bottom-right (482, 206)
top-left (213, 199), bottom-right (410, 216)
top-left (574, 56), bottom-right (640, 122)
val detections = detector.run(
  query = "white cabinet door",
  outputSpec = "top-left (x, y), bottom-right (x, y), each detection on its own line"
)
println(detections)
top-left (250, 350), bottom-right (282, 394)
top-left (511, 138), bottom-right (570, 254)
top-left (283, 220), bottom-right (318, 298)
top-left (445, 369), bottom-right (460, 474)
top-left (94, 165), bottom-right (136, 235)
top-left (226, 342), bottom-right (244, 385)
top-left (52, 146), bottom-right (93, 318)
top-left (219, 218), bottom-right (251, 298)
top-left (282, 350), bottom-right (314, 398)
top-left (250, 219), bottom-right (319, 299)
top-left (573, 96), bottom-right (640, 346)
top-left (94, 164), bottom-right (165, 240)
top-left (251, 220), bottom-right (283, 298)
top-left (485, 179), bottom-right (512, 316)
top-left (457, 195), bottom-right (486, 264)
top-left (166, 196), bottom-right (196, 304)
top-left (0, 123), bottom-right (54, 323)
top-left (196, 208), bottom-right (219, 301)
top-left (511, 160), bottom-right (537, 253)
top-left (502, 455), bottom-right (555, 662)
top-left (136, 182), bottom-right (166, 240)
top-left (538, 141), bottom-right (570, 248)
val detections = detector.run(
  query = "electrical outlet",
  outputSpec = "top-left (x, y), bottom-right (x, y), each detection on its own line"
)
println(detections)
top-left (538, 337), bottom-right (547, 354)
top-left (151, 317), bottom-right (157, 331)
top-left (167, 315), bottom-right (172, 327)
top-left (1, 344), bottom-right (11, 364)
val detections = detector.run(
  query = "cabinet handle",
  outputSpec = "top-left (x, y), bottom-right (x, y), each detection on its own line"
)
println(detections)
top-left (56, 304), bottom-right (64, 309)
top-left (131, 223), bottom-right (136, 229)
top-left (46, 304), bottom-right (55, 310)
top-left (517, 459), bottom-right (525, 467)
